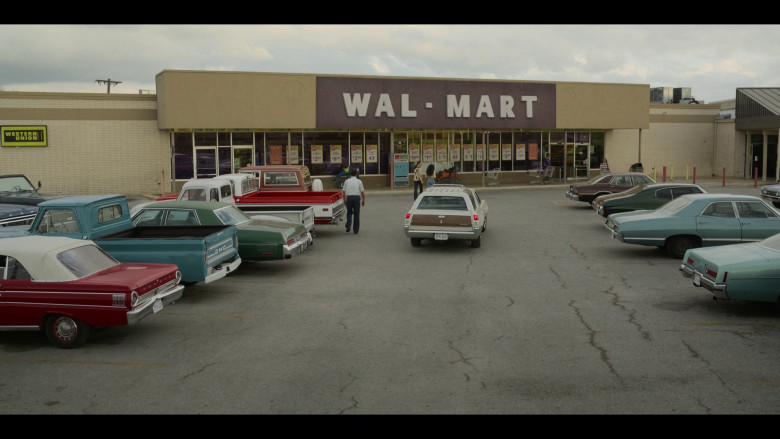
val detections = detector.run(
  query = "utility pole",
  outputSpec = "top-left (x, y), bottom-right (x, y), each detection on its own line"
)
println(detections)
top-left (95, 78), bottom-right (122, 94)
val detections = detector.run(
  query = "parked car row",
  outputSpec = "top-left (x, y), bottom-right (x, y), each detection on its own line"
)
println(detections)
top-left (567, 175), bottom-right (780, 303)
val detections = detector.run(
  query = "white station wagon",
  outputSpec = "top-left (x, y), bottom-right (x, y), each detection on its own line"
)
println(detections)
top-left (403, 184), bottom-right (488, 248)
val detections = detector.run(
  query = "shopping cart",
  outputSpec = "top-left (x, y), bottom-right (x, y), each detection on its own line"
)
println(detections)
top-left (528, 167), bottom-right (553, 185)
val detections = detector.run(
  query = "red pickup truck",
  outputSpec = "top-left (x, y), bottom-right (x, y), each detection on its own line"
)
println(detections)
top-left (155, 172), bottom-right (345, 226)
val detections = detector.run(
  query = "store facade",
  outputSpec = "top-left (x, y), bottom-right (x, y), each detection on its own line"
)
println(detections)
top-left (3, 70), bottom-right (760, 196)
top-left (155, 70), bottom-right (648, 192)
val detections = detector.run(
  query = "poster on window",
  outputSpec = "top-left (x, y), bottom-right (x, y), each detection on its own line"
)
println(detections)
top-left (269, 145), bottom-right (283, 165)
top-left (410, 144), bottom-right (420, 163)
top-left (288, 145), bottom-right (299, 164)
top-left (351, 145), bottom-right (363, 163)
top-left (449, 144), bottom-right (461, 161)
top-left (366, 144), bottom-right (377, 163)
top-left (489, 144), bottom-right (499, 161)
top-left (463, 143), bottom-right (474, 161)
top-left (476, 143), bottom-right (484, 161)
top-left (422, 144), bottom-right (434, 162)
top-left (528, 143), bottom-right (539, 160)
top-left (311, 145), bottom-right (323, 164)
top-left (330, 145), bottom-right (342, 164)
top-left (436, 144), bottom-right (448, 162)
top-left (516, 143), bottom-right (526, 160)
top-left (502, 144), bottom-right (512, 161)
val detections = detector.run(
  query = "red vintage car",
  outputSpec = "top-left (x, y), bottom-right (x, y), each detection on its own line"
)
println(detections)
top-left (0, 235), bottom-right (184, 348)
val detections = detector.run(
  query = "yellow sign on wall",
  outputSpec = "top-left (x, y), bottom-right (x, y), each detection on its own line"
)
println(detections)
top-left (1, 125), bottom-right (48, 147)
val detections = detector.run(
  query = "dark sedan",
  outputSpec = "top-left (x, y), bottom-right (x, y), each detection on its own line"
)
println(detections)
top-left (565, 172), bottom-right (655, 205)
top-left (593, 182), bottom-right (706, 217)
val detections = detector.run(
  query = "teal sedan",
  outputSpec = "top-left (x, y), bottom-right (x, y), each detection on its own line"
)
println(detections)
top-left (593, 182), bottom-right (706, 217)
top-left (132, 201), bottom-right (311, 261)
top-left (680, 233), bottom-right (780, 302)
top-left (604, 193), bottom-right (780, 258)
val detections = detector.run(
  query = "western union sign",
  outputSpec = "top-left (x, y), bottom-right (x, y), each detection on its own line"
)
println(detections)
top-left (1, 126), bottom-right (48, 147)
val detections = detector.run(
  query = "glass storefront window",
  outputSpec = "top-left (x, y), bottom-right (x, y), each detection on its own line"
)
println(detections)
top-left (303, 131), bottom-right (349, 178)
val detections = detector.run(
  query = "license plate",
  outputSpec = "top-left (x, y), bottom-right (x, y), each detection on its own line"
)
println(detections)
top-left (152, 299), bottom-right (163, 313)
top-left (434, 233), bottom-right (448, 241)
top-left (693, 273), bottom-right (701, 286)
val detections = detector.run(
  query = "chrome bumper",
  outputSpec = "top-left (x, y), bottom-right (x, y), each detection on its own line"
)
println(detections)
top-left (204, 256), bottom-right (242, 284)
top-left (127, 283), bottom-right (185, 325)
top-left (283, 232), bottom-right (311, 259)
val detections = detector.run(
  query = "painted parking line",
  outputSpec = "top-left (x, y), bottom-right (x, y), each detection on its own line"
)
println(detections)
top-left (0, 358), bottom-right (169, 367)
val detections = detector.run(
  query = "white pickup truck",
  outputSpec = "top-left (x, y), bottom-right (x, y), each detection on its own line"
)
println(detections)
top-left (144, 174), bottom-right (317, 235)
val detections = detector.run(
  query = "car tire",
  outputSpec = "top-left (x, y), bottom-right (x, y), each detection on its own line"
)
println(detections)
top-left (481, 218), bottom-right (487, 232)
top-left (45, 314), bottom-right (90, 349)
top-left (471, 236), bottom-right (481, 248)
top-left (666, 236), bottom-right (696, 259)
top-left (410, 238), bottom-right (421, 247)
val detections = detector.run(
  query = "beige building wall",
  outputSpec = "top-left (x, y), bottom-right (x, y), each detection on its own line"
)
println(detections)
top-left (155, 70), bottom-right (317, 129)
top-left (606, 103), bottom-right (732, 181)
top-left (556, 82), bottom-right (650, 129)
top-left (0, 92), bottom-right (168, 195)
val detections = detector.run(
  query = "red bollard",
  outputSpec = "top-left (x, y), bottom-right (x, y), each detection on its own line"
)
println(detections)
top-left (754, 167), bottom-right (758, 187)
top-left (723, 167), bottom-right (726, 186)
top-left (662, 166), bottom-right (667, 182)
top-left (693, 167), bottom-right (696, 184)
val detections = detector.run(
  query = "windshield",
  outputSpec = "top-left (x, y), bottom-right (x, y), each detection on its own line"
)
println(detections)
top-left (214, 206), bottom-right (251, 225)
top-left (57, 244), bottom-right (119, 278)
top-left (0, 175), bottom-right (36, 193)
top-left (658, 196), bottom-right (693, 214)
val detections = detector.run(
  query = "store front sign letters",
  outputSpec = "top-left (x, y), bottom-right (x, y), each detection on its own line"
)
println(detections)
top-left (316, 77), bottom-right (555, 130)
top-left (342, 93), bottom-right (538, 119)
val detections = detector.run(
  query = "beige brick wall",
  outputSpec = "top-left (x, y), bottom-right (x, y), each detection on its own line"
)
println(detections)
top-left (1, 94), bottom-right (169, 195)
top-left (606, 105), bottom-right (742, 181)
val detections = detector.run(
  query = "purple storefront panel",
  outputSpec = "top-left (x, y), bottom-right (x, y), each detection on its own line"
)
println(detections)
top-left (316, 77), bottom-right (555, 130)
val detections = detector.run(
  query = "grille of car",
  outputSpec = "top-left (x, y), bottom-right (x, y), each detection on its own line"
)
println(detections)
top-left (0, 214), bottom-right (36, 227)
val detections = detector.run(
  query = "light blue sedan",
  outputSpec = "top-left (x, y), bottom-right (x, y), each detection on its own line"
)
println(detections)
top-left (679, 232), bottom-right (780, 302)
top-left (604, 193), bottom-right (780, 258)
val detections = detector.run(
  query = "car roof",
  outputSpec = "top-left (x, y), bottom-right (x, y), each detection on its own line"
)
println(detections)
top-left (642, 182), bottom-right (702, 189)
top-left (38, 194), bottom-right (125, 207)
top-left (1, 236), bottom-right (97, 280)
top-left (139, 200), bottom-right (233, 210)
top-left (423, 184), bottom-right (472, 195)
top-left (682, 193), bottom-right (761, 201)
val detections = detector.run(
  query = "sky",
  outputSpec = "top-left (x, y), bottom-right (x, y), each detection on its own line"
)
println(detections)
top-left (1, 24), bottom-right (778, 104)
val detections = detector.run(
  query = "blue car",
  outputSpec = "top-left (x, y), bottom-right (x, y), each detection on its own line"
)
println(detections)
top-left (0, 203), bottom-right (37, 228)
top-left (605, 193), bottom-right (780, 258)
top-left (680, 232), bottom-right (780, 302)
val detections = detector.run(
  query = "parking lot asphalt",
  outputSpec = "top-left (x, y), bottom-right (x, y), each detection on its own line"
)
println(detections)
top-left (4, 176), bottom-right (779, 417)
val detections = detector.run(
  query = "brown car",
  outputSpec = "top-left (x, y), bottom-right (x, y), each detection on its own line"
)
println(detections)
top-left (565, 172), bottom-right (656, 205)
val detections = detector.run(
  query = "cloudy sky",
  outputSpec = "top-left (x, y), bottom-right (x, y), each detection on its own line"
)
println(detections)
top-left (1, 24), bottom-right (777, 103)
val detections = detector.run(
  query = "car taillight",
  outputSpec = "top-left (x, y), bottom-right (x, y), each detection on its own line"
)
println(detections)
top-left (473, 214), bottom-right (479, 221)
top-left (705, 267), bottom-right (718, 278)
top-left (406, 213), bottom-right (411, 219)
top-left (686, 256), bottom-right (695, 266)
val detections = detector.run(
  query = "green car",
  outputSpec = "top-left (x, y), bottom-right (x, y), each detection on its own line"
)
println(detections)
top-left (593, 182), bottom-right (706, 217)
top-left (132, 200), bottom-right (311, 261)
top-left (680, 232), bottom-right (780, 302)
top-left (605, 193), bottom-right (780, 258)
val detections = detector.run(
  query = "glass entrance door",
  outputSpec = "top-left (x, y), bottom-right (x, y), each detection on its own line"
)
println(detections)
top-left (573, 144), bottom-right (589, 179)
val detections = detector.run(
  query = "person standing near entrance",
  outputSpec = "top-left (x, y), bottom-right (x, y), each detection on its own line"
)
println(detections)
top-left (426, 164), bottom-right (436, 188)
top-left (412, 161), bottom-right (424, 199)
top-left (542, 153), bottom-right (551, 170)
top-left (342, 168), bottom-right (365, 234)
top-left (600, 157), bottom-right (611, 174)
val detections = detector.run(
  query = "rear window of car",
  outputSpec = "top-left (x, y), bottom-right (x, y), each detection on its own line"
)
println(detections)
top-left (417, 196), bottom-right (469, 211)
top-left (658, 196), bottom-right (692, 214)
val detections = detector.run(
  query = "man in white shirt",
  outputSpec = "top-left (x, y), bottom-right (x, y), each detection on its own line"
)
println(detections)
top-left (342, 168), bottom-right (365, 234)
